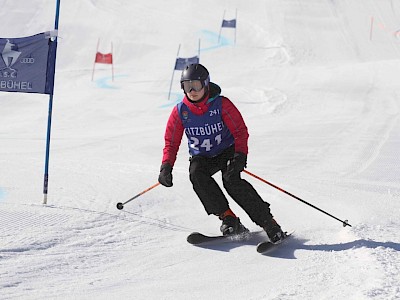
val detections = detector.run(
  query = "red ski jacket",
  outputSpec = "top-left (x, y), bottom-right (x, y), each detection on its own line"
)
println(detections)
top-left (162, 83), bottom-right (249, 167)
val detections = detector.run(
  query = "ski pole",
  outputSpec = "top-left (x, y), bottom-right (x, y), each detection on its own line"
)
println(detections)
top-left (116, 182), bottom-right (160, 210)
top-left (243, 170), bottom-right (352, 227)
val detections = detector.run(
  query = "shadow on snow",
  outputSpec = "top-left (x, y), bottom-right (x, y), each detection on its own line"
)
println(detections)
top-left (192, 235), bottom-right (400, 260)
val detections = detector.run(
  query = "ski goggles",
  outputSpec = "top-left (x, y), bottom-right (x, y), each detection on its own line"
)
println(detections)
top-left (181, 80), bottom-right (204, 93)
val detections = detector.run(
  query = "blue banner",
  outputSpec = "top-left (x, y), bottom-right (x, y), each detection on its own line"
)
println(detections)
top-left (0, 31), bottom-right (57, 95)
top-left (174, 56), bottom-right (199, 70)
top-left (222, 19), bottom-right (236, 28)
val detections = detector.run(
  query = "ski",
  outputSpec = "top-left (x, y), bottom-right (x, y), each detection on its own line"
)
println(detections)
top-left (187, 231), bottom-right (259, 245)
top-left (256, 231), bottom-right (294, 254)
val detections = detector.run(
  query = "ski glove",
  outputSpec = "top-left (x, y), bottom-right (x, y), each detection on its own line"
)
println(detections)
top-left (225, 152), bottom-right (247, 180)
top-left (158, 163), bottom-right (173, 187)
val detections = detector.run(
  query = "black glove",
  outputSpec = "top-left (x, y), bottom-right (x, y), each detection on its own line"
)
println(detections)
top-left (158, 163), bottom-right (173, 187)
top-left (225, 152), bottom-right (247, 178)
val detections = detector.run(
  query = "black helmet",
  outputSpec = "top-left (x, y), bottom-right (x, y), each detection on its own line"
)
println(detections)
top-left (180, 63), bottom-right (210, 88)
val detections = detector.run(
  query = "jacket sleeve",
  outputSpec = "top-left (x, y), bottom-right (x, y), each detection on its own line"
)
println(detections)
top-left (162, 105), bottom-right (184, 167)
top-left (221, 97), bottom-right (249, 154)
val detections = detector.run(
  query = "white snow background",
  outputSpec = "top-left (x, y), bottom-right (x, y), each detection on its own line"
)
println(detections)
top-left (1, 0), bottom-right (400, 299)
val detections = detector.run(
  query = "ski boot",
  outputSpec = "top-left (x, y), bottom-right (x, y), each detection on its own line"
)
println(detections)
top-left (263, 218), bottom-right (285, 244)
top-left (220, 215), bottom-right (249, 236)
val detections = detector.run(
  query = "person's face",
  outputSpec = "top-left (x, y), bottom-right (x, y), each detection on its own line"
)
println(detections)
top-left (182, 80), bottom-right (206, 102)
top-left (187, 86), bottom-right (205, 102)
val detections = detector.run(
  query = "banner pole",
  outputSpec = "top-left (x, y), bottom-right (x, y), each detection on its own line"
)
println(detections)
top-left (92, 38), bottom-right (99, 81)
top-left (235, 9), bottom-right (237, 45)
top-left (43, 94), bottom-right (54, 205)
top-left (43, 0), bottom-right (61, 205)
top-left (218, 10), bottom-right (225, 44)
top-left (370, 16), bottom-right (374, 41)
top-left (168, 44), bottom-right (180, 100)
top-left (198, 39), bottom-right (201, 60)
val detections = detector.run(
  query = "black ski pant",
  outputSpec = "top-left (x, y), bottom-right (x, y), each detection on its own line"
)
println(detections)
top-left (189, 146), bottom-right (273, 227)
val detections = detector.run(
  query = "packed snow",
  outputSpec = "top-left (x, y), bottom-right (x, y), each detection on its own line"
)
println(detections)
top-left (1, 0), bottom-right (400, 299)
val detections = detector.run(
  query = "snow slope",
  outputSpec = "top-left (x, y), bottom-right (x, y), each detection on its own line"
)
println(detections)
top-left (1, 0), bottom-right (399, 299)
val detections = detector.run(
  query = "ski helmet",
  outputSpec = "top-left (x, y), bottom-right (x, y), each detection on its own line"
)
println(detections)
top-left (180, 63), bottom-right (210, 91)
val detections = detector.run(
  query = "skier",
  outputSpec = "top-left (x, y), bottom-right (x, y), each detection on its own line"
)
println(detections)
top-left (158, 63), bottom-right (285, 243)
